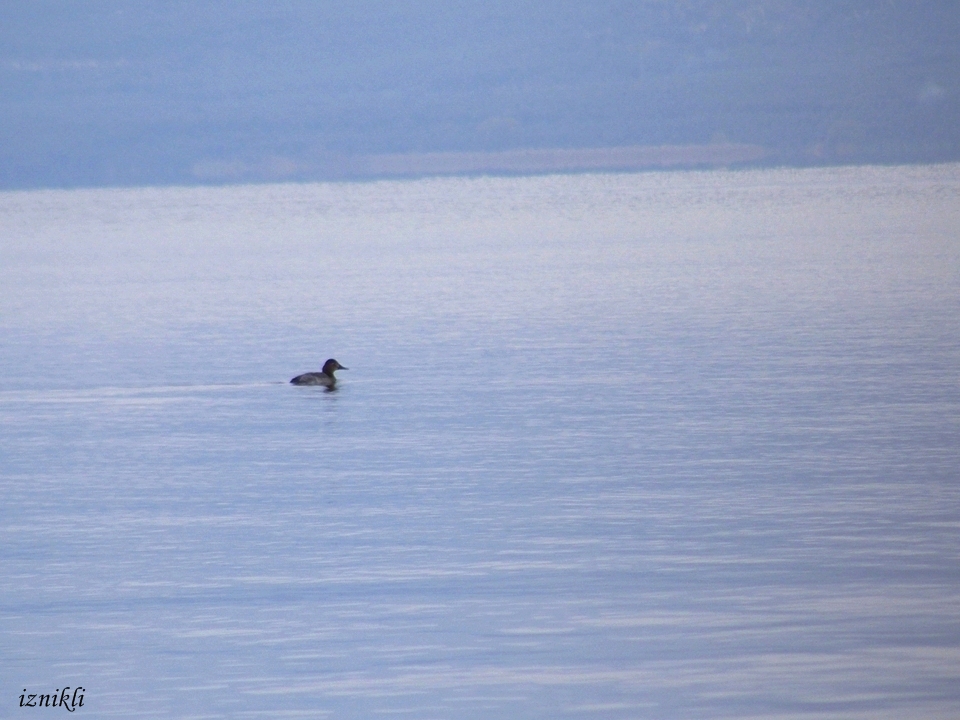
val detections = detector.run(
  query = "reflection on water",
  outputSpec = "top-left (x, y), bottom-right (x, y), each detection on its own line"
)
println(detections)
top-left (2, 165), bottom-right (959, 718)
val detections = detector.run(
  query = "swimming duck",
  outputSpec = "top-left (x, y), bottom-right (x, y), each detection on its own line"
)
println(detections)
top-left (290, 359), bottom-right (348, 387)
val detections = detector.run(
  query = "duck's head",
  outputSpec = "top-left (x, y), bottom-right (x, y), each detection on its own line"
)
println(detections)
top-left (322, 358), bottom-right (348, 376)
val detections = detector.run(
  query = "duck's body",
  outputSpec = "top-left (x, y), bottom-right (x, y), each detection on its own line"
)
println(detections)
top-left (291, 359), bottom-right (348, 387)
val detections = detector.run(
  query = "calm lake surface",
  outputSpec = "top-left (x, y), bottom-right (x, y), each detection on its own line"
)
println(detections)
top-left (2, 165), bottom-right (959, 719)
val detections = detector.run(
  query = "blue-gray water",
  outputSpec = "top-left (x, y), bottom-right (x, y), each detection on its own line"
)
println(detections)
top-left (2, 165), bottom-right (959, 718)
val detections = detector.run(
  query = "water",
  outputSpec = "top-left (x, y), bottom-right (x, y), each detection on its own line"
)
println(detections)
top-left (2, 165), bottom-right (959, 719)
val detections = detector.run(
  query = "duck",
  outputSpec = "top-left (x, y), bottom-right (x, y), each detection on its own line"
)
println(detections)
top-left (290, 359), bottom-right (348, 387)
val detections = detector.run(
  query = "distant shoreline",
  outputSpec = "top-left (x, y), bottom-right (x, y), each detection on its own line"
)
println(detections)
top-left (190, 143), bottom-right (770, 183)
top-left (351, 143), bottom-right (770, 177)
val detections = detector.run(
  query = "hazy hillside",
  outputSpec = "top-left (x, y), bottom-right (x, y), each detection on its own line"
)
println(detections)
top-left (1, 0), bottom-right (957, 188)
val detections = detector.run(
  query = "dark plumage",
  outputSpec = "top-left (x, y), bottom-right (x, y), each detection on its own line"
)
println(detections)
top-left (290, 359), bottom-right (348, 387)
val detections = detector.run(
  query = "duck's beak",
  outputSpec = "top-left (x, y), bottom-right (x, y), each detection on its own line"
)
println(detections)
top-left (339, 365), bottom-right (349, 370)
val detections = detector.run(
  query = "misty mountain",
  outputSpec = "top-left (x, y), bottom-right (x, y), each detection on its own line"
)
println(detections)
top-left (1, 0), bottom-right (957, 188)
